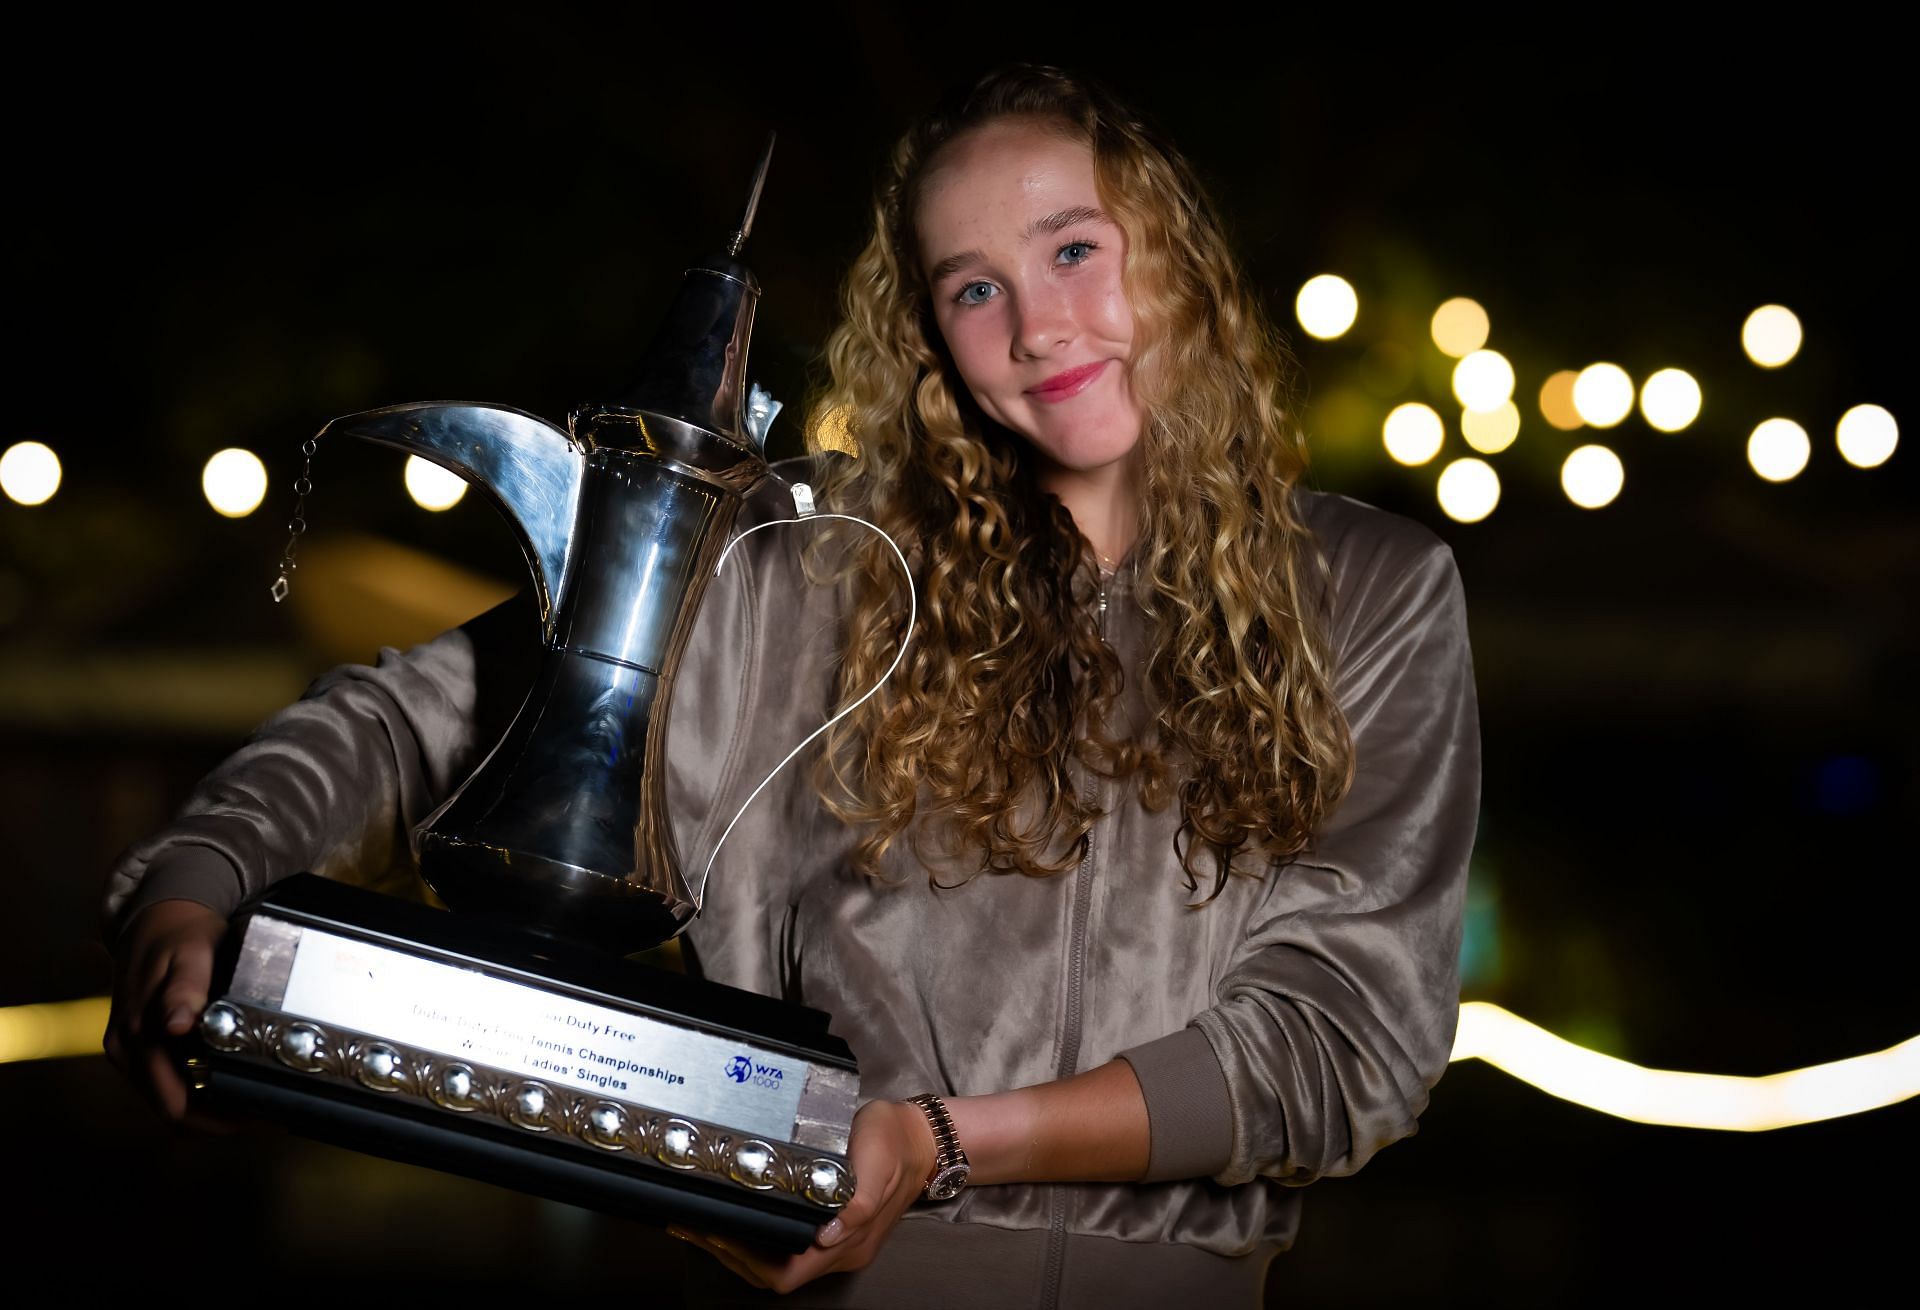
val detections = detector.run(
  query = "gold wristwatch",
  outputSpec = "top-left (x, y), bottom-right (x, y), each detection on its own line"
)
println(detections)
top-left (905, 1092), bottom-right (971, 1201)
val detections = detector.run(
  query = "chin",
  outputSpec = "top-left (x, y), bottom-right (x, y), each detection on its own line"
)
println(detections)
top-left (1020, 422), bottom-right (1143, 473)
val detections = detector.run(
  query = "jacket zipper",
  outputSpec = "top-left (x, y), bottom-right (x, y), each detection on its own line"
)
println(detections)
top-left (1040, 569), bottom-right (1113, 1309)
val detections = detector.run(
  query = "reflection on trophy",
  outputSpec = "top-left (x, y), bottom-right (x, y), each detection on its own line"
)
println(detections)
top-left (189, 135), bottom-right (861, 1252)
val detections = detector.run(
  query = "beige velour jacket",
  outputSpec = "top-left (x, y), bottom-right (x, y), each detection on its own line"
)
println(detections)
top-left (102, 455), bottom-right (1482, 1308)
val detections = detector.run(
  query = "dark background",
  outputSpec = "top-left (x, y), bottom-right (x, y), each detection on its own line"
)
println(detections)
top-left (4, 12), bottom-right (1912, 1302)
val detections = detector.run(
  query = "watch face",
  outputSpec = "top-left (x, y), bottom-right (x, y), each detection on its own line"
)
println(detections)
top-left (926, 1163), bottom-right (971, 1201)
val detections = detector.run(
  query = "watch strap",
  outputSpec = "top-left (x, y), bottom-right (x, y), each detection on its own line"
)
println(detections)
top-left (905, 1092), bottom-right (970, 1200)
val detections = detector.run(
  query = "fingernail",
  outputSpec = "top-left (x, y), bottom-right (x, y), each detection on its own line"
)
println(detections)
top-left (169, 1007), bottom-right (193, 1032)
top-left (816, 1217), bottom-right (845, 1247)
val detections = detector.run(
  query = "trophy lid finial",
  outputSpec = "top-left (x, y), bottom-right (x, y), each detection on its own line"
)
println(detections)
top-left (729, 131), bottom-right (776, 259)
top-left (581, 132), bottom-right (778, 455)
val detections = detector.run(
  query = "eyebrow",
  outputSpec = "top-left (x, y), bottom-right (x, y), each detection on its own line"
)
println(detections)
top-left (926, 205), bottom-right (1113, 285)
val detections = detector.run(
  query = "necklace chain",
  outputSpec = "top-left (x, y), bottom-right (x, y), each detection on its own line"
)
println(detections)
top-left (269, 436), bottom-right (319, 603)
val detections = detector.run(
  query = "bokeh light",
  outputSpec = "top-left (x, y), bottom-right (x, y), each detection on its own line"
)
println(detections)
top-left (1640, 368), bottom-right (1703, 433)
top-left (1748, 418), bottom-right (1811, 481)
top-left (1295, 273), bottom-right (1359, 340)
top-left (1836, 403), bottom-right (1898, 469)
top-left (0, 441), bottom-right (62, 506)
top-left (1453, 1003), bottom-right (1920, 1131)
top-left (1430, 297), bottom-right (1490, 358)
top-left (0, 996), bottom-right (110, 1062)
top-left (1462, 402), bottom-right (1520, 454)
top-left (1437, 457), bottom-right (1500, 523)
top-left (1572, 363), bottom-right (1635, 428)
top-left (405, 456), bottom-right (468, 511)
top-left (1538, 370), bottom-right (1583, 431)
top-left (1383, 402), bottom-right (1445, 465)
top-left (1561, 444), bottom-right (1624, 508)
top-left (812, 405), bottom-right (860, 456)
top-left (1742, 304), bottom-right (1802, 368)
top-left (1453, 349), bottom-right (1515, 412)
top-left (202, 448), bottom-right (268, 518)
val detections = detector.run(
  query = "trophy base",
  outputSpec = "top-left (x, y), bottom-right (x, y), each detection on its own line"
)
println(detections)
top-left (191, 874), bottom-right (858, 1254)
top-left (196, 1054), bottom-right (827, 1250)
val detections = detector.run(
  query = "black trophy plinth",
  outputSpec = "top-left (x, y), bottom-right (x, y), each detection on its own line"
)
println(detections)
top-left (190, 875), bottom-right (858, 1253)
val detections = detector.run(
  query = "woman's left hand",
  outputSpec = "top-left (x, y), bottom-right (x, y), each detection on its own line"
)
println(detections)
top-left (668, 1097), bottom-right (937, 1294)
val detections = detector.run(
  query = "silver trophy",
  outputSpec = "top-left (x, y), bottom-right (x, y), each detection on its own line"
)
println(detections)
top-left (189, 136), bottom-right (861, 1251)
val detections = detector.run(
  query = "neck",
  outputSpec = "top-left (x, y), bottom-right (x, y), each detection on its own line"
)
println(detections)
top-left (1035, 446), bottom-right (1142, 571)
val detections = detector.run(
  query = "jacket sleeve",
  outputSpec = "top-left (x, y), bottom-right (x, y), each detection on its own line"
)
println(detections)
top-left (97, 591), bottom-right (540, 945)
top-left (1119, 527), bottom-right (1481, 1187)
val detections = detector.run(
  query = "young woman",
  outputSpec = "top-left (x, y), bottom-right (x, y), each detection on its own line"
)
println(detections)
top-left (102, 64), bottom-right (1481, 1307)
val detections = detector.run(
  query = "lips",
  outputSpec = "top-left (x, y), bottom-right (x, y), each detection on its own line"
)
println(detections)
top-left (1026, 360), bottom-right (1108, 399)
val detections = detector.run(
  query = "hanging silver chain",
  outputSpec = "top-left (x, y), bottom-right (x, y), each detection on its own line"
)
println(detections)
top-left (269, 436), bottom-right (319, 603)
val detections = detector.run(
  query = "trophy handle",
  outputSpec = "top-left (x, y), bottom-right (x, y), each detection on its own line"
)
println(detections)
top-left (692, 481), bottom-right (918, 910)
top-left (318, 401), bottom-right (584, 637)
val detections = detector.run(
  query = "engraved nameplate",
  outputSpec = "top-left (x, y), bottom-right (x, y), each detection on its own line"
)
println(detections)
top-left (268, 925), bottom-right (812, 1143)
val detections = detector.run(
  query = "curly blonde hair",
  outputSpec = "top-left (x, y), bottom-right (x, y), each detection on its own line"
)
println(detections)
top-left (802, 62), bottom-right (1354, 902)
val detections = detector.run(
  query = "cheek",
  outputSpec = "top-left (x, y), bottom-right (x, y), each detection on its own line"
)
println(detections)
top-left (937, 311), bottom-right (1007, 388)
top-left (1076, 274), bottom-right (1134, 349)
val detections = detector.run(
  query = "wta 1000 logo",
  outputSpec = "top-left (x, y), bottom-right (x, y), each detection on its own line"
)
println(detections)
top-left (724, 1053), bottom-right (787, 1091)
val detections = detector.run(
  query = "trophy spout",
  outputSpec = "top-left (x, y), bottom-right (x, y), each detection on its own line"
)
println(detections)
top-left (319, 402), bottom-right (584, 636)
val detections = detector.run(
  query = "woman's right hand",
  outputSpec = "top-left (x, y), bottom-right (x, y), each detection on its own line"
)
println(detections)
top-left (103, 898), bottom-right (232, 1125)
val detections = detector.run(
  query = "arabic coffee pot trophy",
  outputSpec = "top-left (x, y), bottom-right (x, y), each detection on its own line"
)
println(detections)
top-left (188, 134), bottom-right (868, 1252)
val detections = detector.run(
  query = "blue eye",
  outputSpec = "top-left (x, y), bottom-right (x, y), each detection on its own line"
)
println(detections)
top-left (949, 240), bottom-right (1100, 308)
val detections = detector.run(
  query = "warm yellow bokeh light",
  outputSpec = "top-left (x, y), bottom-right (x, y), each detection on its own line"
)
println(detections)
top-left (1430, 297), bottom-right (1490, 358)
top-left (1437, 457), bottom-right (1500, 523)
top-left (1748, 418), bottom-right (1811, 482)
top-left (1453, 349), bottom-right (1515, 413)
top-left (1453, 1003), bottom-right (1920, 1131)
top-left (1742, 304), bottom-right (1802, 368)
top-left (812, 405), bottom-right (860, 456)
top-left (1295, 274), bottom-right (1359, 340)
top-left (1640, 368), bottom-right (1703, 433)
top-left (405, 456), bottom-right (468, 511)
top-left (1462, 402), bottom-right (1520, 454)
top-left (0, 996), bottom-right (111, 1063)
top-left (1538, 371), bottom-right (1583, 431)
top-left (1572, 363), bottom-right (1635, 428)
top-left (202, 448), bottom-right (268, 518)
top-left (1383, 402), bottom-right (1446, 466)
top-left (0, 440), bottom-right (62, 506)
top-left (12, 989), bottom-right (1918, 1134)
top-left (1561, 443), bottom-right (1624, 508)
top-left (1836, 403), bottom-right (1898, 469)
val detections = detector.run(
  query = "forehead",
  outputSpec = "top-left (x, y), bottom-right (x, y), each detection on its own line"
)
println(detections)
top-left (916, 119), bottom-right (1098, 253)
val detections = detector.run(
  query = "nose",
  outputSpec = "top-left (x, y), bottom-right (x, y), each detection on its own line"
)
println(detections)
top-left (1010, 282), bottom-right (1075, 360)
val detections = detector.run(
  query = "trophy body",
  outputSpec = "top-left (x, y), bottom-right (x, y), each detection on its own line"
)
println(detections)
top-left (189, 144), bottom-right (862, 1250)
top-left (414, 417), bottom-right (761, 951)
